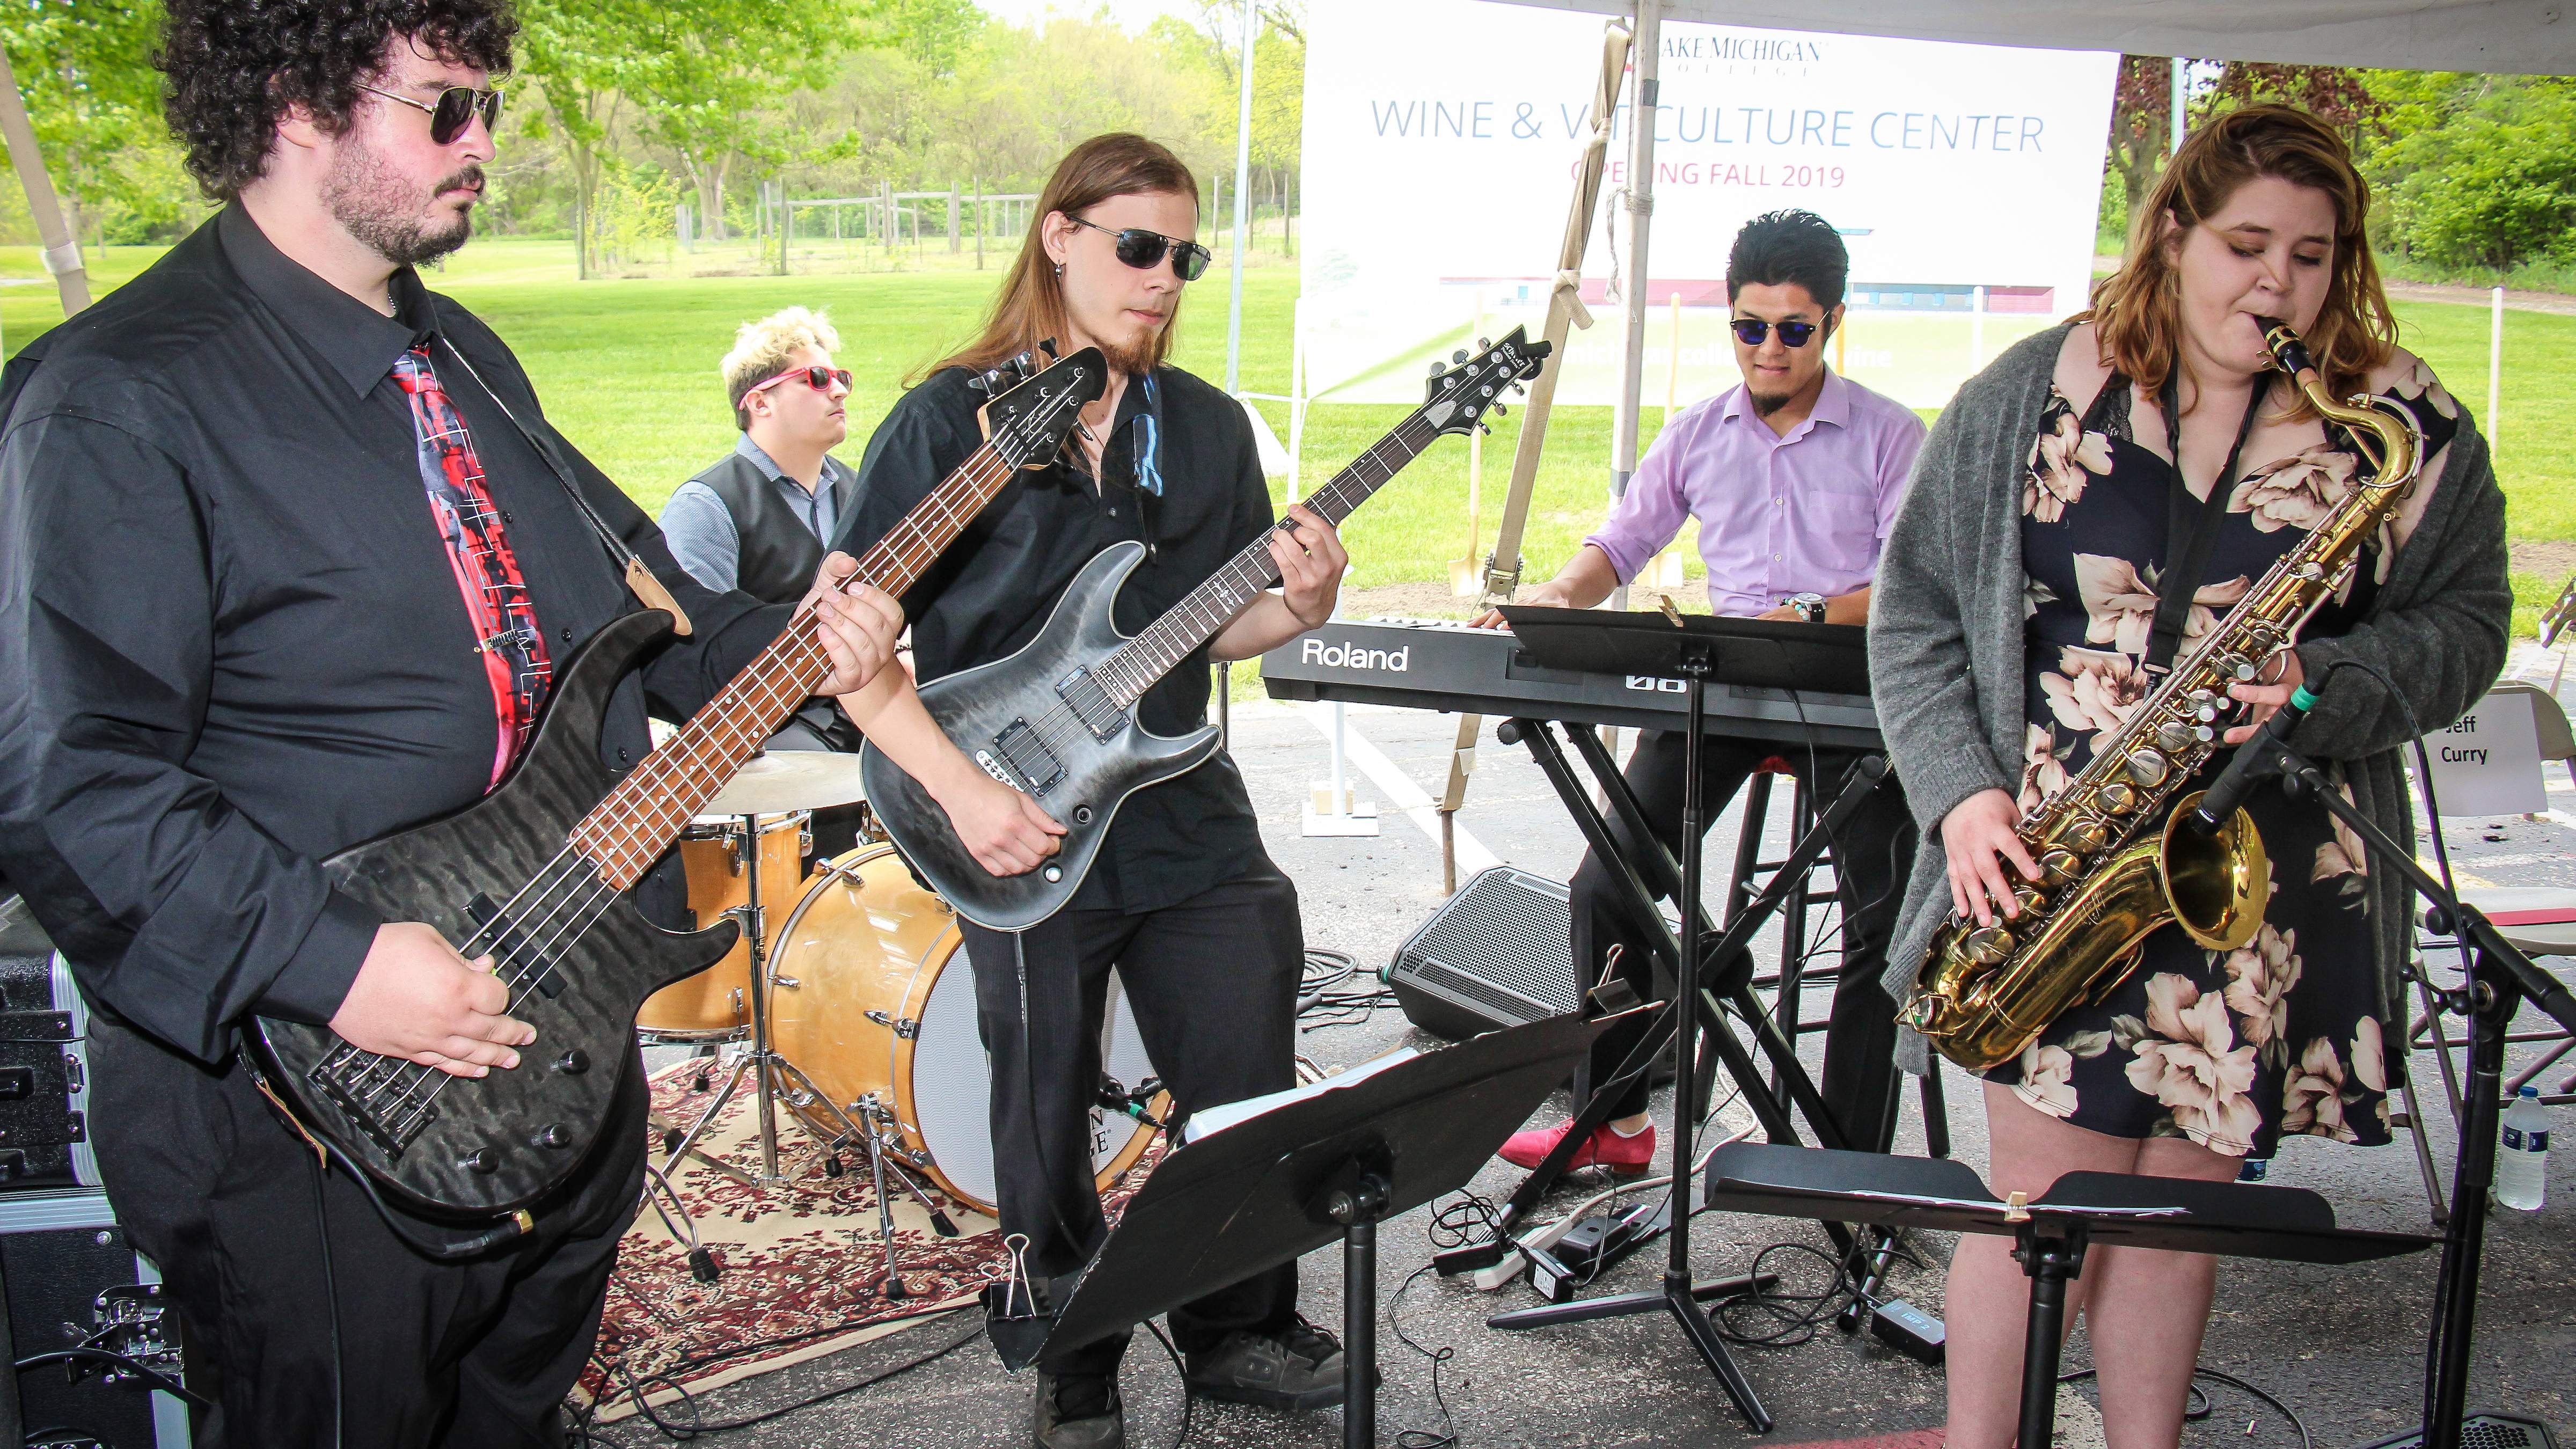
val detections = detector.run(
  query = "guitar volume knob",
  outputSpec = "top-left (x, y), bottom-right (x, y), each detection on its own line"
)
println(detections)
top-left (459, 1147), bottom-right (499, 1175)
top-left (530, 1123), bottom-right (572, 1151)
top-left (552, 1049), bottom-right (589, 1075)
top-left (1043, 865), bottom-right (1064, 883)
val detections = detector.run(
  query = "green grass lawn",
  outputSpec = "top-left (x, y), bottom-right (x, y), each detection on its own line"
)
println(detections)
top-left (4, 235), bottom-right (2567, 633)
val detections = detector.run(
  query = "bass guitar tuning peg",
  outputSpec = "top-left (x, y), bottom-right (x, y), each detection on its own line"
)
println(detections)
top-left (1477, 336), bottom-right (1491, 349)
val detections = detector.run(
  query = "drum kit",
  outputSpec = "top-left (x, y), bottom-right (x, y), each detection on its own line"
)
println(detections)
top-left (636, 750), bottom-right (1166, 1290)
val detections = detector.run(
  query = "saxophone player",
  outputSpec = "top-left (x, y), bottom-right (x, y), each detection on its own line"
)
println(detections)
top-left (1872, 106), bottom-right (2509, 1449)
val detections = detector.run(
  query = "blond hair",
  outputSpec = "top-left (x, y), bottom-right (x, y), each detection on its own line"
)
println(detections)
top-left (722, 306), bottom-right (842, 429)
top-left (2084, 105), bottom-right (2395, 419)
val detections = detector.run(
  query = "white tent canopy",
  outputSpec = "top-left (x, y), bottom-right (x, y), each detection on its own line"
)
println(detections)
top-left (1495, 0), bottom-right (2573, 76)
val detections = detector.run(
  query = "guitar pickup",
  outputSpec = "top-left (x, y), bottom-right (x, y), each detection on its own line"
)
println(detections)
top-left (466, 892), bottom-right (565, 1000)
top-left (992, 720), bottom-right (1065, 795)
top-left (1055, 667), bottom-right (1126, 741)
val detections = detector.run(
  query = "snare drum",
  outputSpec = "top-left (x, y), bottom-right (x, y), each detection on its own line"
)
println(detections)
top-left (634, 810), bottom-right (810, 1041)
top-left (764, 844), bottom-right (1163, 1216)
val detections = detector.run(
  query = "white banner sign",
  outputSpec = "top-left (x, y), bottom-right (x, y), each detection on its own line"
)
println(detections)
top-left (1299, 1), bottom-right (2118, 408)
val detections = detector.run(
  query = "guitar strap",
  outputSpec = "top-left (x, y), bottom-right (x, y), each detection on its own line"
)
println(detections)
top-left (2143, 369), bottom-right (2269, 675)
top-left (434, 334), bottom-right (696, 636)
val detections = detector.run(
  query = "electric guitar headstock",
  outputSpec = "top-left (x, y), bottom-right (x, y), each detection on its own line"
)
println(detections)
top-left (1422, 326), bottom-right (1550, 438)
top-left (974, 341), bottom-right (1109, 470)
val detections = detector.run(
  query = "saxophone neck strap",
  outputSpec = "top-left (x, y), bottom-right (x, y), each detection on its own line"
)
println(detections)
top-left (2144, 368), bottom-right (2270, 675)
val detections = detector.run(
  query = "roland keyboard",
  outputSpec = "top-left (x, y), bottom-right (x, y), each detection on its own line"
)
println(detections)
top-left (1258, 617), bottom-right (1881, 750)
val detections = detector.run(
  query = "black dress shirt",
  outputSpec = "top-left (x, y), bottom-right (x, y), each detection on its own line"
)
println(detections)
top-left (836, 363), bottom-right (1274, 914)
top-left (0, 206), bottom-right (788, 1064)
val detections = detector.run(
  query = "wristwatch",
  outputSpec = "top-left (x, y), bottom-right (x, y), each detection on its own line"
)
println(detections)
top-left (1788, 592), bottom-right (1827, 624)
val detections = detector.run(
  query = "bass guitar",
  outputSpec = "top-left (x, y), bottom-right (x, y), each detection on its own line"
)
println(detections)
top-left (247, 347), bottom-right (1105, 1219)
top-left (865, 329), bottom-right (1548, 931)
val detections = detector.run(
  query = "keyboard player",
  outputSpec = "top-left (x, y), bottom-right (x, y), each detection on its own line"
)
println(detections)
top-left (1472, 209), bottom-right (1926, 1168)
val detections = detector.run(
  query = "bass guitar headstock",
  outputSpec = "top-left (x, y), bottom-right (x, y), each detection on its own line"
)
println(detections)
top-left (1422, 326), bottom-right (1550, 439)
top-left (976, 341), bottom-right (1109, 471)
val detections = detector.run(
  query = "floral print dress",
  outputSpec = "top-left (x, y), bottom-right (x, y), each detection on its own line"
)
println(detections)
top-left (1995, 367), bottom-right (2460, 1158)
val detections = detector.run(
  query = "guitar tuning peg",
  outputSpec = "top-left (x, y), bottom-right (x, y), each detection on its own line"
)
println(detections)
top-left (1478, 421), bottom-right (1492, 435)
top-left (1428, 358), bottom-right (1445, 376)
top-left (1492, 402), bottom-right (1507, 418)
top-left (1452, 349), bottom-right (1469, 363)
top-left (1013, 350), bottom-right (1037, 375)
top-left (967, 375), bottom-right (990, 395)
top-left (1478, 336), bottom-right (1491, 349)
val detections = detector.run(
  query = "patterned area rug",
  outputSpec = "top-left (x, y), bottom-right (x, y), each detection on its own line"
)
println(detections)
top-left (576, 1059), bottom-right (1157, 1421)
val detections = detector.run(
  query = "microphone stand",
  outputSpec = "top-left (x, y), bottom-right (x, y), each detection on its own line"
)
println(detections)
top-left (2218, 727), bottom-right (2576, 1449)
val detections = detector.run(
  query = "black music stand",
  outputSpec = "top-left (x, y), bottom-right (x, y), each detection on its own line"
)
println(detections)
top-left (1703, 1143), bottom-right (2434, 1449)
top-left (1020, 1014), bottom-right (1605, 1449)
top-left (1464, 609), bottom-right (1885, 1430)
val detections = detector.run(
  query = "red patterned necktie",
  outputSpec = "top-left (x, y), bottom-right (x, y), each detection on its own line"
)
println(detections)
top-left (391, 344), bottom-right (553, 789)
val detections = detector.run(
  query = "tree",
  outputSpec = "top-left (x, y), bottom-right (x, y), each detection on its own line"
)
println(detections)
top-left (2362, 72), bottom-right (2576, 273)
top-left (515, 0), bottom-right (862, 276)
top-left (0, 1), bottom-right (178, 240)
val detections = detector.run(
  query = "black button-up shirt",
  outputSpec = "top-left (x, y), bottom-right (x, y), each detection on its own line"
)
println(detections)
top-left (836, 363), bottom-right (1274, 914)
top-left (0, 206), bottom-right (788, 1064)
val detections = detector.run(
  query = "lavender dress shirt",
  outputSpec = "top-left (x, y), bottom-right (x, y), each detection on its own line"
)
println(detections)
top-left (1585, 370), bottom-right (1927, 617)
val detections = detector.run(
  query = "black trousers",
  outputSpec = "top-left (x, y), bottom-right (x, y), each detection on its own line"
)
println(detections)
top-left (1572, 731), bottom-right (1917, 1152)
top-left (87, 1014), bottom-right (647, 1448)
top-left (956, 859), bottom-right (1305, 1378)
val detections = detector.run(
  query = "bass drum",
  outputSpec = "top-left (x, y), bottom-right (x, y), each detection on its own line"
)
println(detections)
top-left (764, 844), bottom-right (1163, 1217)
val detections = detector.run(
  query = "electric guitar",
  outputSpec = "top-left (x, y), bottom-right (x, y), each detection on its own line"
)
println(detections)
top-left (247, 347), bottom-right (1104, 1218)
top-left (865, 328), bottom-right (1549, 931)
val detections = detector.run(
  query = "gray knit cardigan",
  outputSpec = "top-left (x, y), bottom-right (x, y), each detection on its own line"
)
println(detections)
top-left (1869, 321), bottom-right (2513, 1075)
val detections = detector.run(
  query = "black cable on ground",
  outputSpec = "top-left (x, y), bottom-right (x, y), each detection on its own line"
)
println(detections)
top-left (570, 1311), bottom-right (983, 1444)
top-left (1138, 1316), bottom-right (1195, 1449)
top-left (1388, 1264), bottom-right (1461, 1449)
top-left (2059, 1365), bottom-right (2314, 1449)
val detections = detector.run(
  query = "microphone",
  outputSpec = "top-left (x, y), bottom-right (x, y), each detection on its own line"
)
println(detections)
top-left (2189, 682), bottom-right (2318, 833)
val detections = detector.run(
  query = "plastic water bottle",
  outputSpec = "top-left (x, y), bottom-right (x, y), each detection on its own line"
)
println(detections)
top-left (2495, 1086), bottom-right (2550, 1211)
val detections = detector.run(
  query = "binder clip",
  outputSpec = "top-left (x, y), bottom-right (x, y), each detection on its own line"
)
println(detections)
top-left (981, 1234), bottom-right (1056, 1372)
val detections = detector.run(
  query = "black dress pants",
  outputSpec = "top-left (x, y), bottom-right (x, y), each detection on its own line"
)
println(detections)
top-left (1571, 730), bottom-right (1916, 1152)
top-left (87, 1014), bottom-right (647, 1448)
top-left (956, 859), bottom-right (1305, 1378)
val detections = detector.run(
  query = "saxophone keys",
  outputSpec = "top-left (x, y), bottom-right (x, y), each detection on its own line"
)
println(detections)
top-left (1963, 925), bottom-right (2016, 964)
top-left (2156, 721), bottom-right (2194, 752)
top-left (2014, 883), bottom-right (2050, 917)
top-left (2098, 782), bottom-right (2139, 813)
top-left (2038, 848), bottom-right (2083, 885)
top-left (2063, 816), bottom-right (2110, 853)
top-left (2125, 749), bottom-right (2171, 788)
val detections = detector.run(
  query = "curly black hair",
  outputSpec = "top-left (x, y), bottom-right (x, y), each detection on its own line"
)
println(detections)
top-left (157, 0), bottom-right (517, 200)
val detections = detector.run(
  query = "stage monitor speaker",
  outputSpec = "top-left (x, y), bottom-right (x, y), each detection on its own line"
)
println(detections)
top-left (2360, 1416), bottom-right (2560, 1449)
top-left (1386, 867), bottom-right (1582, 1040)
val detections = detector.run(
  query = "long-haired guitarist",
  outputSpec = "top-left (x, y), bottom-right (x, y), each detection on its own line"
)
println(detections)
top-left (0, 2), bottom-right (902, 1442)
top-left (829, 134), bottom-right (1350, 1449)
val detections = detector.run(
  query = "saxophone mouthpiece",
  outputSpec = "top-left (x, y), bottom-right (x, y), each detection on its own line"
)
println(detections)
top-left (2254, 316), bottom-right (2317, 381)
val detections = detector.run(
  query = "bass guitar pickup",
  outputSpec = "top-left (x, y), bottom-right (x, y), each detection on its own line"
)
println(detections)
top-left (466, 891), bottom-right (566, 1001)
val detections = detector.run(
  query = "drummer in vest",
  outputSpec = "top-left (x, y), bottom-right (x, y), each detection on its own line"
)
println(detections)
top-left (663, 306), bottom-right (869, 853)
top-left (663, 305), bottom-right (860, 608)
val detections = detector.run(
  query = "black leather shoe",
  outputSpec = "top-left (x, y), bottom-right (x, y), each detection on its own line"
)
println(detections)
top-left (1033, 1371), bottom-right (1124, 1449)
top-left (1183, 1316), bottom-right (1349, 1411)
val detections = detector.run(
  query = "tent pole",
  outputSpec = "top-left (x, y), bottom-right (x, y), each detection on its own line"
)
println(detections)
top-left (0, 46), bottom-right (89, 317)
top-left (1225, 0), bottom-right (1257, 395)
top-left (1430, 17), bottom-right (1634, 883)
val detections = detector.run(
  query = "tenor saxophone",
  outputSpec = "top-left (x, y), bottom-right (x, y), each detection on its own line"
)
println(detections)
top-left (1903, 317), bottom-right (2427, 1073)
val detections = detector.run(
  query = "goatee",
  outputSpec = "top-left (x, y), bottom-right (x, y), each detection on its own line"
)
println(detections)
top-left (1101, 325), bottom-right (1163, 379)
top-left (1750, 389), bottom-right (1795, 417)
top-left (323, 134), bottom-right (480, 269)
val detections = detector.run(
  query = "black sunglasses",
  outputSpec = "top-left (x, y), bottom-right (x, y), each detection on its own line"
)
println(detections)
top-left (1069, 216), bottom-right (1212, 282)
top-left (356, 81), bottom-right (506, 147)
top-left (1731, 317), bottom-right (1821, 348)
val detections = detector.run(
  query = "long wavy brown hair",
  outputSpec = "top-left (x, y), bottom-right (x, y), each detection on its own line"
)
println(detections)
top-left (917, 133), bottom-right (1202, 384)
top-left (2083, 104), bottom-right (2395, 420)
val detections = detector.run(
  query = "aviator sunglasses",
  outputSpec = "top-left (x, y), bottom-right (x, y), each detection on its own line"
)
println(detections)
top-left (1069, 216), bottom-right (1213, 282)
top-left (355, 81), bottom-right (506, 146)
top-left (748, 365), bottom-right (854, 396)
top-left (1731, 317), bottom-right (1822, 348)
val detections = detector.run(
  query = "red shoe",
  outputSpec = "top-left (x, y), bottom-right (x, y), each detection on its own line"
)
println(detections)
top-left (1496, 1118), bottom-right (1658, 1174)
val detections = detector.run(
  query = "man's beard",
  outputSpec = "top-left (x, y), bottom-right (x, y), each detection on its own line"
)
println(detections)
top-left (1100, 322), bottom-right (1163, 379)
top-left (322, 133), bottom-right (479, 269)
top-left (1750, 387), bottom-right (1796, 417)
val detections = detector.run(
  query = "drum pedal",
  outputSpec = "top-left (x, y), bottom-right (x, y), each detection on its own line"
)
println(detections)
top-left (821, 1153), bottom-right (844, 1178)
top-left (689, 1247), bottom-right (722, 1285)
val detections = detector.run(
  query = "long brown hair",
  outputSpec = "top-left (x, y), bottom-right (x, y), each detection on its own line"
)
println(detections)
top-left (2083, 104), bottom-right (2395, 418)
top-left (918, 134), bottom-right (1202, 384)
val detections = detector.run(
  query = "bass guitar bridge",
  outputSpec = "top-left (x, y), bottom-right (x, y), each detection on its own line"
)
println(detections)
top-left (309, 1042), bottom-right (436, 1158)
